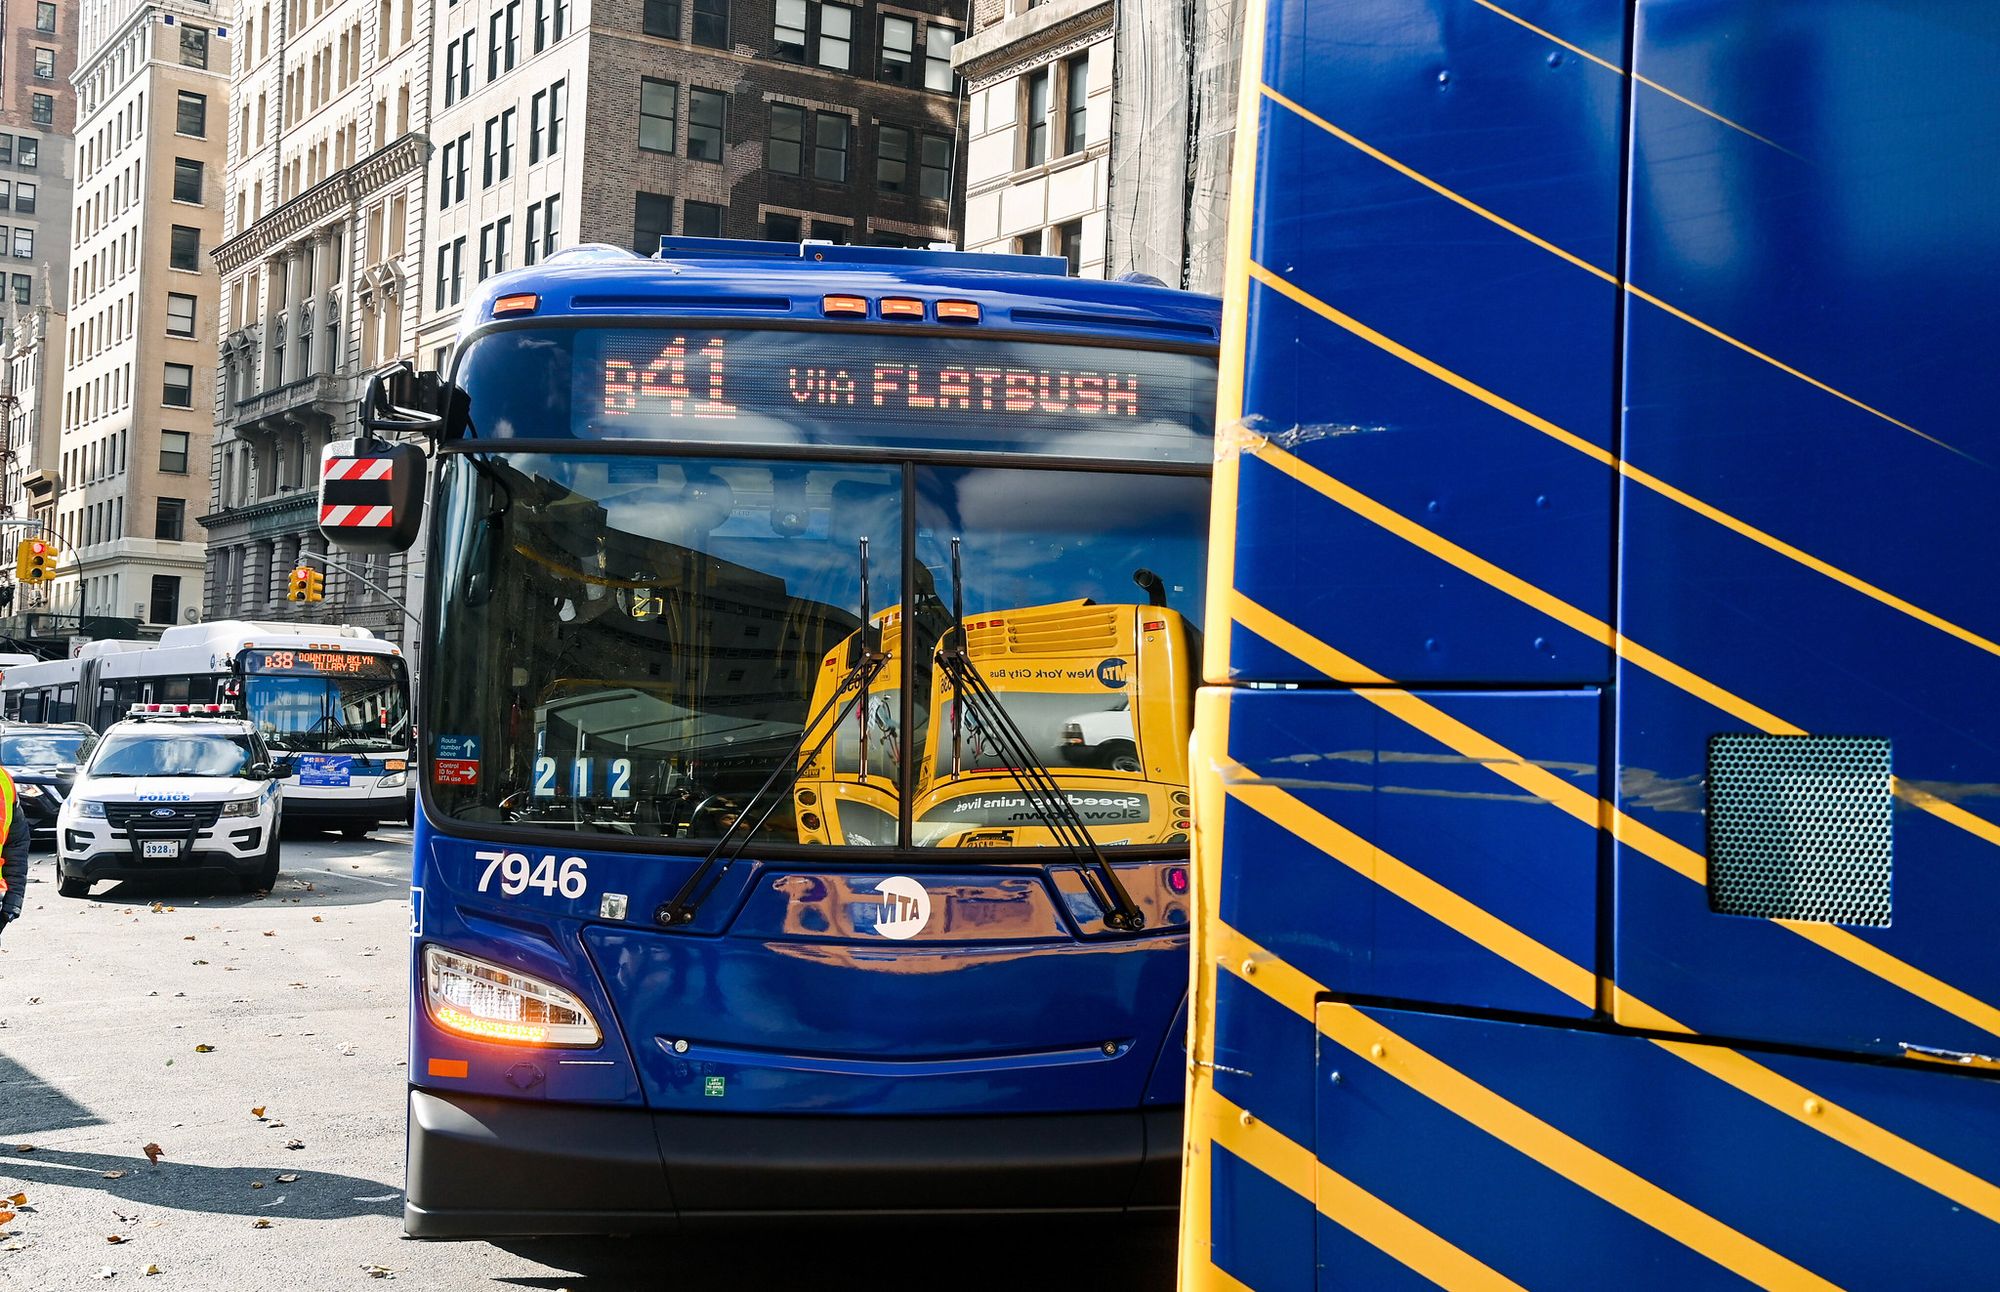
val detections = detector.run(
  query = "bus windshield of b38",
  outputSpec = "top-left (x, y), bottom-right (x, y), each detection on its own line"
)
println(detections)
top-left (425, 325), bottom-right (1214, 851)
top-left (241, 650), bottom-right (411, 754)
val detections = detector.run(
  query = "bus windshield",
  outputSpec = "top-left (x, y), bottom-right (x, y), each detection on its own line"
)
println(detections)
top-left (427, 451), bottom-right (1209, 849)
top-left (241, 651), bottom-right (411, 753)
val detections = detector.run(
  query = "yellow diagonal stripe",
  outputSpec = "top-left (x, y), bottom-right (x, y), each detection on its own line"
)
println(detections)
top-left (1312, 994), bottom-right (1846, 1292)
top-left (1230, 589), bottom-right (2000, 1043)
top-left (1236, 432), bottom-right (2000, 850)
top-left (1216, 773), bottom-right (2000, 1228)
top-left (1246, 257), bottom-right (1999, 659)
top-left (1210, 1090), bottom-right (1530, 1291)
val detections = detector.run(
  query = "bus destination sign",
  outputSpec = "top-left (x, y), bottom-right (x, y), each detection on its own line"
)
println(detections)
top-left (245, 649), bottom-right (397, 679)
top-left (600, 335), bottom-right (1148, 423)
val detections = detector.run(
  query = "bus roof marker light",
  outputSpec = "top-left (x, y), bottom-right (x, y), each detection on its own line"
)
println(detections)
top-left (821, 294), bottom-right (869, 317)
top-left (493, 292), bottom-right (540, 316)
top-left (936, 300), bottom-right (982, 323)
top-left (880, 297), bottom-right (925, 319)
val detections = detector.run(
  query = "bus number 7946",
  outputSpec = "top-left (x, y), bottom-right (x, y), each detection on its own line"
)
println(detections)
top-left (475, 850), bottom-right (589, 899)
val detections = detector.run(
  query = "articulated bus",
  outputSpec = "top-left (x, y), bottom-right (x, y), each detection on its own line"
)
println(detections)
top-left (0, 621), bottom-right (412, 834)
top-left (1184, 1), bottom-right (2000, 1287)
top-left (329, 239), bottom-right (1218, 1235)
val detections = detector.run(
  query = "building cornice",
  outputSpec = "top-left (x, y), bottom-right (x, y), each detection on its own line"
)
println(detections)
top-left (212, 133), bottom-right (434, 273)
top-left (954, 0), bottom-right (1113, 90)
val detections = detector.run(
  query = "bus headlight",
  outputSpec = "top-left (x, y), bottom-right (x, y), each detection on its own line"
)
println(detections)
top-left (220, 797), bottom-right (263, 818)
top-left (422, 945), bottom-right (601, 1048)
top-left (378, 771), bottom-right (408, 789)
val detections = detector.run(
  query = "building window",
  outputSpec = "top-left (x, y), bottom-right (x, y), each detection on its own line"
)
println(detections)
top-left (779, 2), bottom-right (855, 69)
top-left (1064, 55), bottom-right (1088, 153)
top-left (162, 363), bottom-right (194, 408)
top-left (1056, 219), bottom-right (1083, 275)
top-left (775, 0), bottom-right (807, 61)
top-left (1014, 230), bottom-right (1043, 256)
top-left (480, 216), bottom-right (513, 278)
top-left (435, 236), bottom-right (466, 308)
top-left (500, 107), bottom-right (517, 180)
top-left (479, 223), bottom-right (496, 279)
top-left (525, 194), bottom-right (560, 263)
top-left (880, 17), bottom-right (914, 83)
top-left (173, 158), bottom-right (204, 203)
top-left (150, 575), bottom-right (181, 625)
top-left (0, 136), bottom-right (13, 167)
top-left (1023, 68), bottom-right (1049, 167)
top-left (483, 116), bottom-right (501, 186)
top-left (634, 192), bottom-right (672, 255)
top-left (644, 0), bottom-right (679, 38)
top-left (180, 26), bottom-right (208, 69)
top-left (14, 183), bottom-right (33, 214)
top-left (691, 0), bottom-right (727, 48)
top-left (685, 200), bottom-right (723, 237)
top-left (925, 24), bottom-right (958, 92)
top-left (30, 95), bottom-right (52, 127)
top-left (640, 78), bottom-right (678, 153)
top-left (167, 293), bottom-right (197, 337)
top-left (530, 80), bottom-right (567, 162)
top-left (488, 1), bottom-right (523, 78)
top-left (534, 0), bottom-right (566, 52)
top-left (877, 124), bottom-right (908, 192)
top-left (33, 49), bottom-right (54, 80)
top-left (16, 137), bottom-right (36, 169)
top-left (542, 194), bottom-right (561, 257)
top-left (177, 90), bottom-right (207, 137)
top-left (920, 131), bottom-right (952, 200)
top-left (10, 274), bottom-right (26, 306)
top-left (768, 103), bottom-right (803, 174)
top-left (814, 113), bottom-right (849, 183)
top-left (525, 202), bottom-right (543, 265)
top-left (812, 220), bottom-right (850, 245)
top-left (155, 499), bottom-right (185, 542)
top-left (160, 430), bottom-right (191, 474)
top-left (11, 228), bottom-right (31, 259)
top-left (765, 212), bottom-right (802, 242)
top-left (35, 3), bottom-right (54, 35)
top-left (445, 33), bottom-right (473, 105)
top-left (687, 88), bottom-right (724, 162)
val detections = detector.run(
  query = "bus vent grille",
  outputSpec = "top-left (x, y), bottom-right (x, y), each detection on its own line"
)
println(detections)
top-left (1705, 733), bottom-right (1892, 927)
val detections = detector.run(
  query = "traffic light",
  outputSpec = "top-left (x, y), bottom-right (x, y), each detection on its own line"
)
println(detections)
top-left (288, 565), bottom-right (325, 602)
top-left (15, 538), bottom-right (56, 583)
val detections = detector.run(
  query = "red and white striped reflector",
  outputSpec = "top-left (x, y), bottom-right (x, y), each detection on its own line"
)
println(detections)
top-left (323, 457), bottom-right (395, 482)
top-left (319, 504), bottom-right (396, 527)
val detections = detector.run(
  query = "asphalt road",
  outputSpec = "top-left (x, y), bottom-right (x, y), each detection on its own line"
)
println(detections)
top-left (0, 828), bottom-right (1177, 1291)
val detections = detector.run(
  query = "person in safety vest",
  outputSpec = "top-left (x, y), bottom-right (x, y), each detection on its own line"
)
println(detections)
top-left (0, 765), bottom-right (25, 940)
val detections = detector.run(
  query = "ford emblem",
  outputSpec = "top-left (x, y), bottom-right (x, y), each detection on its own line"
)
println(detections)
top-left (150, 808), bottom-right (177, 818)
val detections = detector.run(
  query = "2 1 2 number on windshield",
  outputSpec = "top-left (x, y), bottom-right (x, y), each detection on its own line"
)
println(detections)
top-left (474, 850), bottom-right (588, 899)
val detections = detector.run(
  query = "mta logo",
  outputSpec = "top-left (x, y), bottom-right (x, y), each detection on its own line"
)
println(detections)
top-left (1096, 657), bottom-right (1129, 689)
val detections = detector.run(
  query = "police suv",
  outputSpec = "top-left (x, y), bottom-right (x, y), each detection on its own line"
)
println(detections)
top-left (57, 704), bottom-right (284, 897)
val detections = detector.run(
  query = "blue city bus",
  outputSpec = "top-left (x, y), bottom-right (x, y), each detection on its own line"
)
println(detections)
top-left (1185, 0), bottom-right (2000, 1286)
top-left (323, 240), bottom-right (1219, 1235)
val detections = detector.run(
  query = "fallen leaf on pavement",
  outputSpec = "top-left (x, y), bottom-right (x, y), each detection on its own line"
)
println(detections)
top-left (362, 1265), bottom-right (394, 1279)
top-left (250, 1218), bottom-right (273, 1229)
top-left (250, 1182), bottom-right (264, 1190)
top-left (150, 903), bottom-right (163, 913)
top-left (141, 1143), bottom-right (163, 1165)
top-left (106, 1235), bottom-right (125, 1244)
top-left (5, 1191), bottom-right (24, 1203)
top-left (262, 931), bottom-right (275, 937)
top-left (0, 1211), bottom-right (15, 1225)
top-left (191, 960), bottom-right (207, 966)
top-left (284, 1140), bottom-right (304, 1151)
top-left (193, 1045), bottom-right (215, 1054)
top-left (266, 1120), bottom-right (286, 1128)
top-left (14, 1145), bottom-right (33, 1154)
top-left (312, 916), bottom-right (323, 923)
top-left (144, 1266), bottom-right (161, 1276)
top-left (251, 1106), bottom-right (266, 1118)
top-left (96, 1266), bottom-right (115, 1279)
top-left (182, 936), bottom-right (195, 942)
top-left (101, 1171), bottom-right (126, 1180)
top-left (275, 1173), bottom-right (298, 1184)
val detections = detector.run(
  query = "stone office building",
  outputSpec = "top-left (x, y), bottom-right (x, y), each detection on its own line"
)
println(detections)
top-left (415, 0), bottom-right (970, 366)
top-left (201, 0), bottom-right (432, 645)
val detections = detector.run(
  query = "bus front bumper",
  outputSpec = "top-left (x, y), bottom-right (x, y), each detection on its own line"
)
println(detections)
top-left (403, 1087), bottom-right (1180, 1237)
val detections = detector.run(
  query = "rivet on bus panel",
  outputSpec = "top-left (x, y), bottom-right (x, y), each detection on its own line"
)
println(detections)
top-left (1239, 958), bottom-right (1257, 977)
top-left (1239, 1110), bottom-right (1256, 1127)
top-left (1370, 1043), bottom-right (1386, 1060)
top-left (1804, 1099), bottom-right (1823, 1116)
top-left (493, 292), bottom-right (540, 316)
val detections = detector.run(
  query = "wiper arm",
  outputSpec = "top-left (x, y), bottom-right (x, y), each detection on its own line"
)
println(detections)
top-left (931, 539), bottom-right (1146, 933)
top-left (657, 538), bottom-right (888, 927)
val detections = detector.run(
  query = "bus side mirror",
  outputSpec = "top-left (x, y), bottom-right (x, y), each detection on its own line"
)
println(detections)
top-left (319, 437), bottom-right (427, 554)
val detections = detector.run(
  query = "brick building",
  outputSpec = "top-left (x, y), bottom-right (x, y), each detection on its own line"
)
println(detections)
top-left (201, 0), bottom-right (432, 646)
top-left (416, 0), bottom-right (970, 366)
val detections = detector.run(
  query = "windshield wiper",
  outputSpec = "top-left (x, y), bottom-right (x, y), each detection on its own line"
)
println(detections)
top-left (657, 538), bottom-right (889, 927)
top-left (930, 539), bottom-right (1146, 933)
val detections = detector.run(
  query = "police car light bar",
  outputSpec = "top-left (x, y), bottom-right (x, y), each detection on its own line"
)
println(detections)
top-left (129, 703), bottom-right (235, 718)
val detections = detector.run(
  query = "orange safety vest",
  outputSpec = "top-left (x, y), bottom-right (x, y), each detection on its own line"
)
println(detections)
top-left (0, 768), bottom-right (13, 901)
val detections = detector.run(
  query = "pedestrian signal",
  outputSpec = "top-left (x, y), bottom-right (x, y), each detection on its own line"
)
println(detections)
top-left (15, 538), bottom-right (56, 583)
top-left (286, 565), bottom-right (326, 602)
